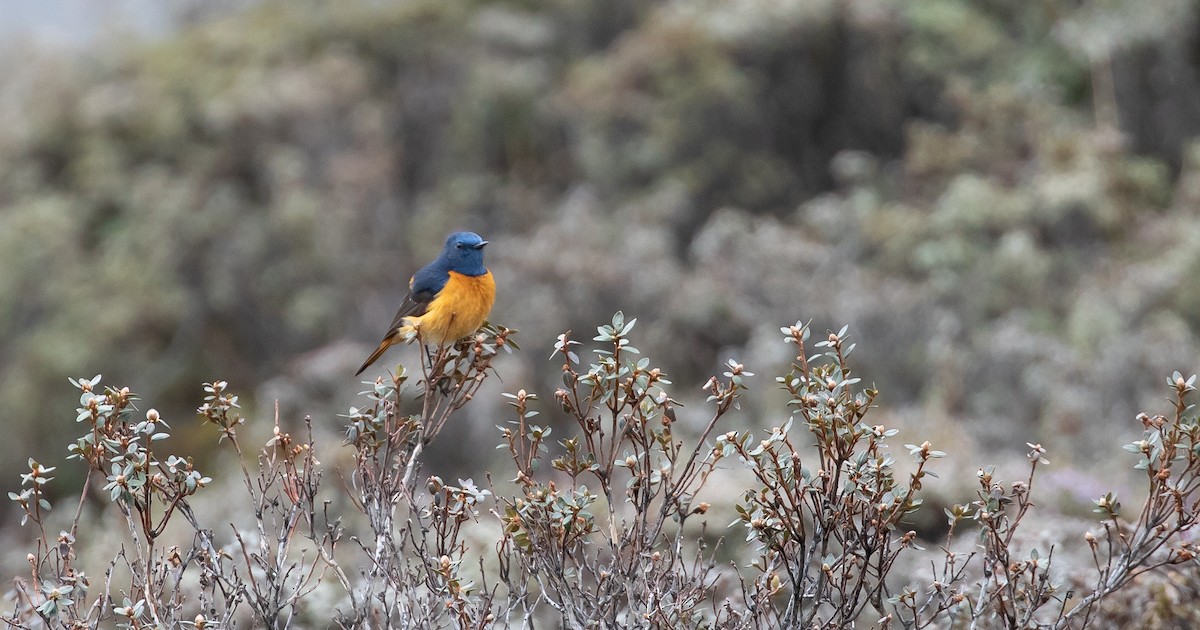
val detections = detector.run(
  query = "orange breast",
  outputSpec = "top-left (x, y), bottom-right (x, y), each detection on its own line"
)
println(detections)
top-left (406, 270), bottom-right (495, 345)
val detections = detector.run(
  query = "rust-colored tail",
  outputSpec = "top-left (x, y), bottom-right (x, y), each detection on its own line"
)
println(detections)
top-left (354, 337), bottom-right (393, 376)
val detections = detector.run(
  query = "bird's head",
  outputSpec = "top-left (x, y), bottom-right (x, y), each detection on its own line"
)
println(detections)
top-left (440, 231), bottom-right (489, 275)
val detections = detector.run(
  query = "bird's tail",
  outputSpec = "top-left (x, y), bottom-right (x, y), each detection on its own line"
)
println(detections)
top-left (354, 339), bottom-right (393, 376)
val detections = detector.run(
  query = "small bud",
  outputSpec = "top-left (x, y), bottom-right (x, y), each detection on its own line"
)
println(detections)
top-left (146, 408), bottom-right (160, 422)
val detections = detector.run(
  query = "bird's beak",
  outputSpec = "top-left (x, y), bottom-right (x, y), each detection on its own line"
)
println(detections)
top-left (473, 241), bottom-right (488, 249)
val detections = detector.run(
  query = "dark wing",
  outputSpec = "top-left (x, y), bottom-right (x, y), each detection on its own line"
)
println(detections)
top-left (355, 273), bottom-right (442, 376)
top-left (382, 285), bottom-right (437, 335)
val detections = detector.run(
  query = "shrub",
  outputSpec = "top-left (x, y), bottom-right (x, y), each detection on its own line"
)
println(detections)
top-left (5, 314), bottom-right (1200, 628)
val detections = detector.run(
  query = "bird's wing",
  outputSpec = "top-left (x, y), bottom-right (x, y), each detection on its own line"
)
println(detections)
top-left (354, 273), bottom-right (443, 376)
top-left (355, 262), bottom-right (453, 376)
top-left (382, 282), bottom-right (437, 334)
top-left (382, 265), bottom-right (448, 334)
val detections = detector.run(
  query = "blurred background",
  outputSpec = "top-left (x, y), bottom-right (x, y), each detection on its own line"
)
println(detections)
top-left (1, 0), bottom-right (1199, 553)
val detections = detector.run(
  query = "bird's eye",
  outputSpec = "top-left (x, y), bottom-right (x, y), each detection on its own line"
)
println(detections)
top-left (456, 243), bottom-right (463, 249)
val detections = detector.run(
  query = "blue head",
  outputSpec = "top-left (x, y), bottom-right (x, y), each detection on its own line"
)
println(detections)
top-left (437, 231), bottom-right (489, 276)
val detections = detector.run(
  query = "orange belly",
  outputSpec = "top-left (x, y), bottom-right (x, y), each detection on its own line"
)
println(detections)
top-left (406, 270), bottom-right (495, 345)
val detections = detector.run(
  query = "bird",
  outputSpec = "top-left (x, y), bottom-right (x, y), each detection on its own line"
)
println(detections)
top-left (355, 231), bottom-right (495, 376)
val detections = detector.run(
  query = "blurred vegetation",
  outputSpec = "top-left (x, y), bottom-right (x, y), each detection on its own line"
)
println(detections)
top-left (0, 0), bottom-right (1199, 533)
